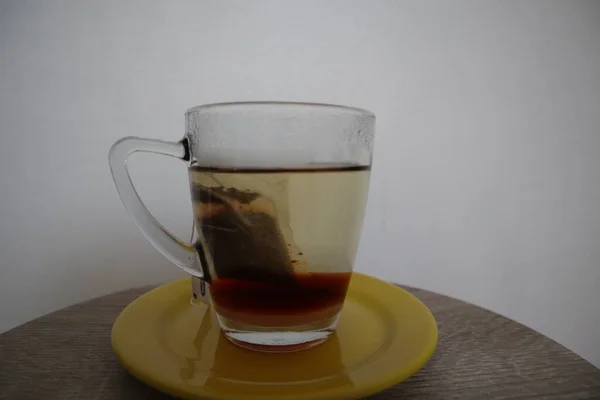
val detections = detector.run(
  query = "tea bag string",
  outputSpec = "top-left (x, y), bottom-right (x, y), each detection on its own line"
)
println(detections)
top-left (189, 218), bottom-right (196, 245)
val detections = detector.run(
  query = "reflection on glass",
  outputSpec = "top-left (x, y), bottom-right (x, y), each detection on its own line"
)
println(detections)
top-left (179, 304), bottom-right (354, 396)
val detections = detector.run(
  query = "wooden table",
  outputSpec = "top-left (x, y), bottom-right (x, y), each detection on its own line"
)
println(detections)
top-left (1, 284), bottom-right (599, 399)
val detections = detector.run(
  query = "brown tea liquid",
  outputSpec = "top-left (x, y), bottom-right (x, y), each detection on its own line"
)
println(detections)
top-left (188, 165), bottom-right (370, 327)
top-left (210, 272), bottom-right (352, 326)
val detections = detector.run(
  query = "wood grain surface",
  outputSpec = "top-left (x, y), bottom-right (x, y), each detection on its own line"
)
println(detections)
top-left (1, 284), bottom-right (599, 399)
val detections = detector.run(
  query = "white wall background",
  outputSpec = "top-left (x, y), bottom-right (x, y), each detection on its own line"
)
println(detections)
top-left (1, 0), bottom-right (599, 366)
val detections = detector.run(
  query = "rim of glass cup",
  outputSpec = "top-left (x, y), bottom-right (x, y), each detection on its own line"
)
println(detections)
top-left (185, 101), bottom-right (375, 119)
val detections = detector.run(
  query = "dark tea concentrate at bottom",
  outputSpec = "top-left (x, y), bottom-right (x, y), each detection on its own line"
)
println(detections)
top-left (210, 272), bottom-right (352, 326)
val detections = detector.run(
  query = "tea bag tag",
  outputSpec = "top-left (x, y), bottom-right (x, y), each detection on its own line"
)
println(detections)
top-left (191, 276), bottom-right (211, 306)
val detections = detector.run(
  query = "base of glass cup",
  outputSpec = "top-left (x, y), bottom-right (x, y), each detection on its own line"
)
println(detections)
top-left (216, 313), bottom-right (341, 353)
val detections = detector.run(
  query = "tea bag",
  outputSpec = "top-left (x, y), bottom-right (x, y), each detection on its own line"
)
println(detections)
top-left (191, 184), bottom-right (297, 283)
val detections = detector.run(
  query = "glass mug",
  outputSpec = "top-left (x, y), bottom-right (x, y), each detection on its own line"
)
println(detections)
top-left (109, 102), bottom-right (375, 352)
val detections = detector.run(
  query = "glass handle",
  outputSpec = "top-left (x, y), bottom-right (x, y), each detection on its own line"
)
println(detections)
top-left (108, 136), bottom-right (203, 279)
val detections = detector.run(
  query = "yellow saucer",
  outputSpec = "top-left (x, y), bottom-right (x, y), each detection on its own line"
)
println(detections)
top-left (112, 273), bottom-right (438, 400)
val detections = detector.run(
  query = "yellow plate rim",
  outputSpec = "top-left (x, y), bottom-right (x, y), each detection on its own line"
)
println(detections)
top-left (112, 273), bottom-right (438, 400)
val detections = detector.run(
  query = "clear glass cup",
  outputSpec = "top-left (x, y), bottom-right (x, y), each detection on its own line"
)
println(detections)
top-left (109, 102), bottom-right (375, 352)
